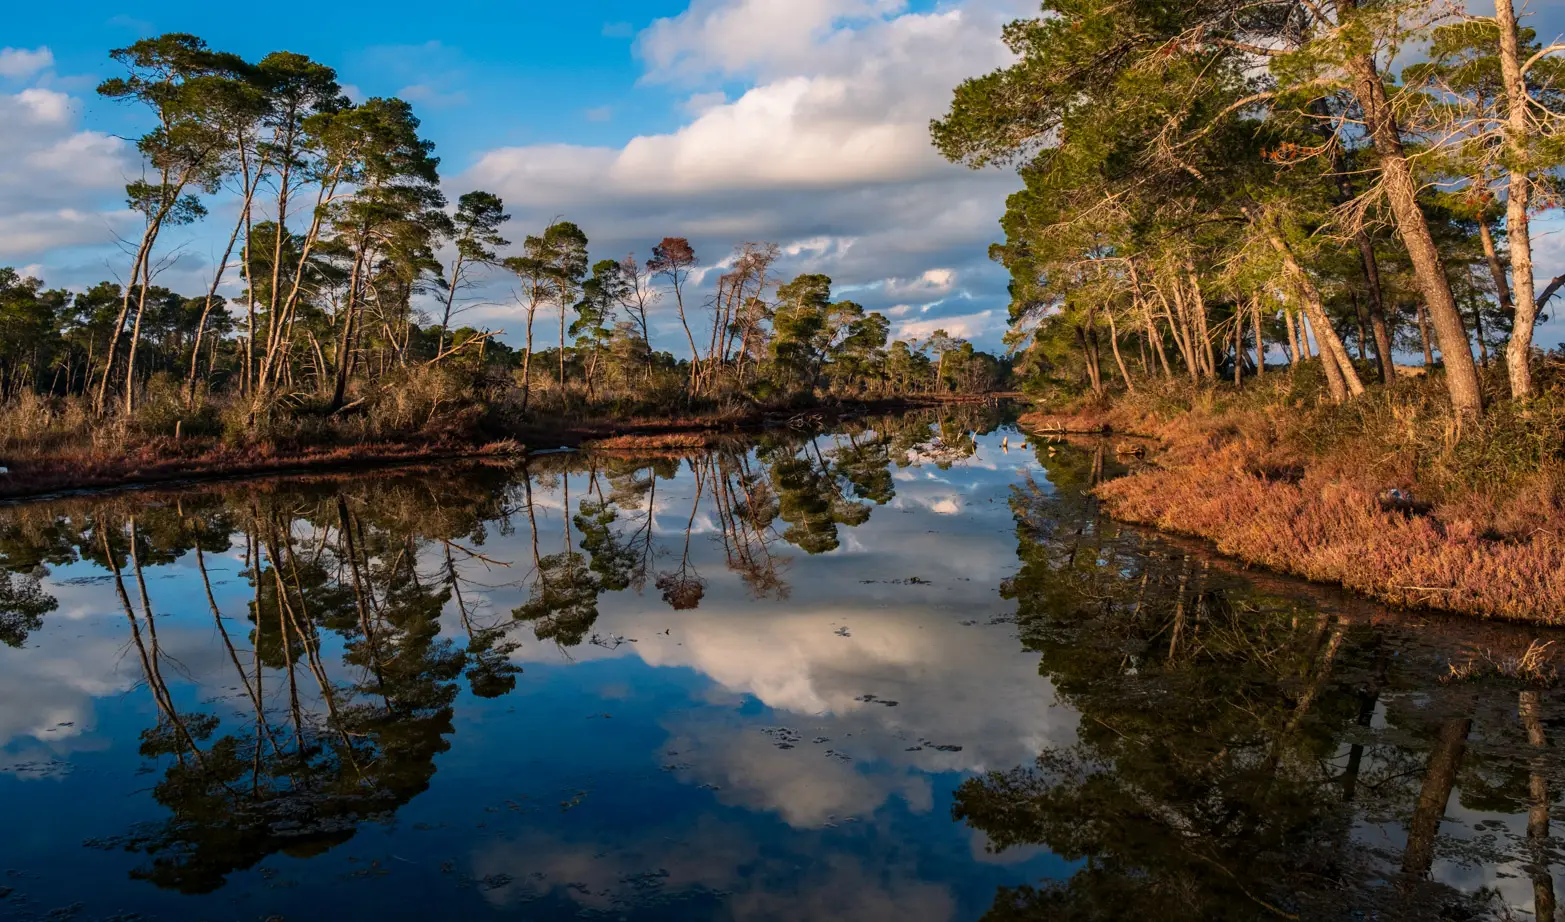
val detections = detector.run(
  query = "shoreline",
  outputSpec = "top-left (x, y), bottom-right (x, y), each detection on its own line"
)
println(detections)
top-left (1018, 403), bottom-right (1565, 626)
top-left (0, 395), bottom-right (996, 504)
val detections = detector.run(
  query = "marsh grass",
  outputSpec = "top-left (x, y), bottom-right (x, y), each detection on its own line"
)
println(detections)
top-left (1024, 363), bottom-right (1565, 622)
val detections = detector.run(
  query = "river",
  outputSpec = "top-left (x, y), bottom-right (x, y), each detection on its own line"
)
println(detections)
top-left (0, 405), bottom-right (1559, 921)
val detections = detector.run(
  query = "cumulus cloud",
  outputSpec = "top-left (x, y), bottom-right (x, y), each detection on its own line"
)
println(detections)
top-left (0, 47), bottom-right (54, 80)
top-left (897, 308), bottom-right (998, 342)
top-left (455, 0), bottom-right (1034, 351)
top-left (0, 83), bottom-right (136, 266)
top-left (637, 0), bottom-right (912, 83)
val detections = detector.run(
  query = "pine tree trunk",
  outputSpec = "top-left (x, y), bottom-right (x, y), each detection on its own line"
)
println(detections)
top-left (1251, 208), bottom-right (1364, 400)
top-left (1355, 231), bottom-right (1397, 384)
top-left (330, 252), bottom-right (365, 410)
top-left (1417, 303), bottom-right (1436, 367)
top-left (520, 306), bottom-right (536, 415)
top-left (1477, 213), bottom-right (1513, 313)
top-left (1185, 265), bottom-right (1216, 377)
top-left (187, 185), bottom-right (255, 404)
top-left (1340, 21), bottom-right (1483, 414)
top-left (1252, 297), bottom-right (1265, 378)
top-left (1497, 0), bottom-right (1539, 398)
top-left (1131, 272), bottom-right (1172, 379)
top-left (1105, 309), bottom-right (1134, 393)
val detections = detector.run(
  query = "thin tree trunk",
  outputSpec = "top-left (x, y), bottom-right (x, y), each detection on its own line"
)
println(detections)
top-left (1417, 303), bottom-right (1436, 367)
top-left (330, 251), bottom-right (365, 410)
top-left (1350, 289), bottom-right (1370, 361)
top-left (1477, 212), bottom-right (1513, 314)
top-left (436, 253), bottom-right (466, 364)
top-left (669, 277), bottom-right (700, 395)
top-left (1105, 309), bottom-right (1134, 393)
top-left (121, 248), bottom-right (162, 415)
top-left (1158, 283), bottom-right (1198, 382)
top-left (1358, 230), bottom-right (1397, 384)
top-left (1233, 314), bottom-right (1243, 386)
top-left (1470, 298), bottom-right (1489, 366)
top-left (1129, 263), bottom-right (1173, 378)
top-left (1185, 264), bottom-right (1216, 377)
top-left (520, 305), bottom-right (536, 414)
top-left (186, 179), bottom-right (258, 404)
top-left (96, 218), bottom-right (158, 413)
top-left (1497, 0), bottom-right (1540, 399)
top-left (1077, 325), bottom-right (1103, 396)
top-left (1251, 208), bottom-right (1364, 400)
top-left (1252, 297), bottom-right (1265, 378)
top-left (1335, 153), bottom-right (1397, 384)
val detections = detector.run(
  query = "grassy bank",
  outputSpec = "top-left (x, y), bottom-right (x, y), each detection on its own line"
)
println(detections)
top-left (1022, 364), bottom-right (1565, 623)
top-left (0, 367), bottom-right (979, 500)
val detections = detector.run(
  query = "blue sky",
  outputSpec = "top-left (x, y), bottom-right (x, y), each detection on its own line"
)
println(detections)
top-left (2, 0), bottom-right (1032, 352)
top-left (4, 0), bottom-right (1565, 356)
top-left (9, 0), bottom-right (700, 156)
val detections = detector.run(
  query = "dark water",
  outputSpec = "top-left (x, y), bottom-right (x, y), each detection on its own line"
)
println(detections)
top-left (0, 407), bottom-right (1562, 922)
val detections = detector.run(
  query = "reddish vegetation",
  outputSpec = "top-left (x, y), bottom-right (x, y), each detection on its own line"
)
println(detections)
top-left (1022, 378), bottom-right (1565, 623)
top-left (583, 432), bottom-right (718, 450)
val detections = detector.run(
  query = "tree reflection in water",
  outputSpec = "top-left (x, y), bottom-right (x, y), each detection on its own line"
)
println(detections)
top-left (960, 438), bottom-right (1564, 921)
top-left (0, 404), bottom-right (1555, 920)
top-left (0, 406), bottom-right (999, 895)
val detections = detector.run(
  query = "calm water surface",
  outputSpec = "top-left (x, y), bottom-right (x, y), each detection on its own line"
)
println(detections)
top-left (1, 407), bottom-right (1562, 921)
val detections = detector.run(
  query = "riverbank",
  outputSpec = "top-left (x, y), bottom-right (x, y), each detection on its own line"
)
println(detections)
top-left (1020, 369), bottom-right (1565, 624)
top-left (0, 393), bottom-right (983, 501)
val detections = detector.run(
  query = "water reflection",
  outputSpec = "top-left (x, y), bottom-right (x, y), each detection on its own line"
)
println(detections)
top-left (969, 439), bottom-right (1565, 921)
top-left (0, 405), bottom-right (1559, 921)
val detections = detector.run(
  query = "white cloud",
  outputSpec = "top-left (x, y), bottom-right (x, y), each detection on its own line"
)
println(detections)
top-left (882, 268), bottom-right (957, 300)
top-left (680, 90), bottom-right (728, 115)
top-left (457, 0), bottom-right (1033, 351)
top-left (637, 0), bottom-right (911, 83)
top-left (15, 87), bottom-right (72, 123)
top-left (0, 47), bottom-right (54, 80)
top-left (0, 85), bottom-right (136, 264)
top-left (897, 309), bottom-right (997, 342)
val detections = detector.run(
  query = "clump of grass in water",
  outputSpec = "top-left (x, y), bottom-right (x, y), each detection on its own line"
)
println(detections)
top-left (1444, 640), bottom-right (1558, 685)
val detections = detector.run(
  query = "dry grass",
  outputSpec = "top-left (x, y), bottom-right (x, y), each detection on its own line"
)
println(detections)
top-left (0, 367), bottom-right (514, 499)
top-left (1023, 367), bottom-right (1565, 623)
top-left (0, 370), bottom-right (956, 498)
top-left (1445, 640), bottom-right (1558, 685)
top-left (583, 432), bottom-right (717, 450)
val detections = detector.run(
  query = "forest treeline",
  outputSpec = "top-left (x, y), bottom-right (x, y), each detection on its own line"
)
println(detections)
top-left (935, 0), bottom-right (1564, 415)
top-left (0, 34), bottom-right (1010, 465)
